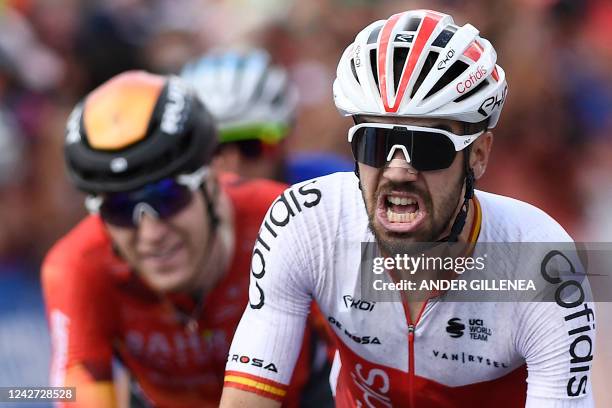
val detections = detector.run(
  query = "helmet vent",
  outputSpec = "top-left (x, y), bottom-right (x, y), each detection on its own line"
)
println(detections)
top-left (454, 80), bottom-right (489, 102)
top-left (350, 58), bottom-right (360, 84)
top-left (410, 51), bottom-right (439, 98)
top-left (369, 49), bottom-right (380, 95)
top-left (367, 26), bottom-right (382, 44)
top-left (270, 87), bottom-right (286, 106)
top-left (234, 57), bottom-right (247, 93)
top-left (393, 47), bottom-right (410, 92)
top-left (405, 17), bottom-right (422, 32)
top-left (251, 68), bottom-right (268, 103)
top-left (432, 27), bottom-right (457, 48)
top-left (424, 60), bottom-right (468, 99)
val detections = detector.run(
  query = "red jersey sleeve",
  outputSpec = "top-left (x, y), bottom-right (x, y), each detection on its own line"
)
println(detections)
top-left (42, 216), bottom-right (119, 386)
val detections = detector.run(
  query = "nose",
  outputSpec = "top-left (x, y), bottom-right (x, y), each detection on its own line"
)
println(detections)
top-left (383, 150), bottom-right (419, 183)
top-left (137, 212), bottom-right (171, 244)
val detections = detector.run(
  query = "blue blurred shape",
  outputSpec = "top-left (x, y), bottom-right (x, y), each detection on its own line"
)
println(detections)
top-left (286, 152), bottom-right (353, 184)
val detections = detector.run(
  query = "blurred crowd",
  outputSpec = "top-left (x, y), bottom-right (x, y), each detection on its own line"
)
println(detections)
top-left (1, 0), bottom-right (611, 267)
top-left (0, 0), bottom-right (611, 398)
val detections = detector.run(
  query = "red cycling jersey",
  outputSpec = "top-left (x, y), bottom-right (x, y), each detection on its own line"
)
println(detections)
top-left (42, 174), bottom-right (313, 408)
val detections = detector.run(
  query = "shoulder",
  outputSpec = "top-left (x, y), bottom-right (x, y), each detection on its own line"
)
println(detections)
top-left (476, 190), bottom-right (572, 242)
top-left (220, 172), bottom-right (287, 217)
top-left (284, 171), bottom-right (361, 216)
top-left (263, 172), bottom-right (362, 231)
top-left (42, 216), bottom-right (118, 289)
top-left (253, 172), bottom-right (364, 262)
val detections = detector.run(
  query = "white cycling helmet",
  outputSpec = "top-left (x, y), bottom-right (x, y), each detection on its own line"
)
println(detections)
top-left (334, 9), bottom-right (508, 127)
top-left (181, 49), bottom-right (298, 144)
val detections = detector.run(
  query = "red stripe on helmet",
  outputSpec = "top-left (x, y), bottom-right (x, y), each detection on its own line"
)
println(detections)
top-left (388, 12), bottom-right (443, 113)
top-left (492, 67), bottom-right (499, 82)
top-left (378, 13), bottom-right (403, 112)
top-left (463, 41), bottom-right (483, 62)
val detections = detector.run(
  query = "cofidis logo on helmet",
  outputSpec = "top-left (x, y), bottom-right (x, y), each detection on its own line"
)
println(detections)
top-left (456, 66), bottom-right (487, 94)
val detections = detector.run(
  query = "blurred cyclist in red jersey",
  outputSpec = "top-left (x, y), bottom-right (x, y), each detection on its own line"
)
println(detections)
top-left (42, 71), bottom-right (320, 408)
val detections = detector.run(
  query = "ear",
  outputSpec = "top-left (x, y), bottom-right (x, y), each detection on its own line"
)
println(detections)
top-left (470, 131), bottom-right (493, 180)
top-left (204, 167), bottom-right (219, 199)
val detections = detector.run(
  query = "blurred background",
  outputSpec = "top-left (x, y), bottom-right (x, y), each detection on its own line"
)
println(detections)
top-left (0, 0), bottom-right (610, 406)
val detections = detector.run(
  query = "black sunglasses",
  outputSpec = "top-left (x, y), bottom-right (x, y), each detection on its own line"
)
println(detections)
top-left (348, 123), bottom-right (482, 171)
top-left (85, 167), bottom-right (208, 227)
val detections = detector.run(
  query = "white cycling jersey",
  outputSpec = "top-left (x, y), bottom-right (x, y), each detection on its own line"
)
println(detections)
top-left (224, 172), bottom-right (595, 407)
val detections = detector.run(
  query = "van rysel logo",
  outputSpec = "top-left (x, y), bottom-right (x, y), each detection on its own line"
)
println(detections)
top-left (249, 180), bottom-right (322, 309)
top-left (431, 350), bottom-right (509, 369)
top-left (446, 318), bottom-right (465, 338)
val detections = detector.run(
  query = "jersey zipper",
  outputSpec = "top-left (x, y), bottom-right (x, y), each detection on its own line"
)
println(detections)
top-left (408, 324), bottom-right (416, 408)
top-left (404, 198), bottom-right (479, 407)
top-left (404, 300), bottom-right (429, 408)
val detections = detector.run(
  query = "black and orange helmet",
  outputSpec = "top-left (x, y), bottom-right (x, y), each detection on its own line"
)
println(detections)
top-left (64, 71), bottom-right (218, 193)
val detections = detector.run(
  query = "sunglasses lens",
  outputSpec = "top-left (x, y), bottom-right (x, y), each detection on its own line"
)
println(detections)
top-left (350, 126), bottom-right (457, 171)
top-left (100, 179), bottom-right (194, 227)
top-left (351, 127), bottom-right (390, 168)
top-left (411, 131), bottom-right (456, 171)
top-left (99, 197), bottom-right (134, 227)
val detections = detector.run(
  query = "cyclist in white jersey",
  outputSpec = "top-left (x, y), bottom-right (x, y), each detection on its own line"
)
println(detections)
top-left (220, 9), bottom-right (596, 408)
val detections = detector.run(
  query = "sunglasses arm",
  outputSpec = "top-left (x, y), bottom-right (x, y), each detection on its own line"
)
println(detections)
top-left (85, 195), bottom-right (103, 214)
top-left (448, 131), bottom-right (484, 151)
top-left (176, 166), bottom-right (210, 191)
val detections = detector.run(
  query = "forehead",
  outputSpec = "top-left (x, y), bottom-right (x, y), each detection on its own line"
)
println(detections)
top-left (355, 115), bottom-right (463, 132)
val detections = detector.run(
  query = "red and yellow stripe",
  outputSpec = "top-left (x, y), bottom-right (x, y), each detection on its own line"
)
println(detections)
top-left (468, 196), bottom-right (482, 244)
top-left (224, 371), bottom-right (287, 402)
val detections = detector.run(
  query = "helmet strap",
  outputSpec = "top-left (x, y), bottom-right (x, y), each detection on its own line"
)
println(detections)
top-left (353, 160), bottom-right (363, 190)
top-left (354, 147), bottom-right (475, 242)
top-left (438, 148), bottom-right (474, 243)
top-left (200, 180), bottom-right (220, 232)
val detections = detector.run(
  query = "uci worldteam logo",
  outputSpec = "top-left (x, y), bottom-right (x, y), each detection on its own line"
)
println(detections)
top-left (446, 317), bottom-right (492, 341)
top-left (446, 318), bottom-right (465, 338)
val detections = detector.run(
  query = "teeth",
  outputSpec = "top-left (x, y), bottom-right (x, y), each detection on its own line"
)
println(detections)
top-left (386, 208), bottom-right (417, 223)
top-left (385, 195), bottom-right (419, 223)
top-left (387, 196), bottom-right (416, 206)
top-left (388, 196), bottom-right (401, 205)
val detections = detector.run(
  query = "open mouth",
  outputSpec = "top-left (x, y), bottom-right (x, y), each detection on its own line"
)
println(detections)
top-left (375, 191), bottom-right (427, 233)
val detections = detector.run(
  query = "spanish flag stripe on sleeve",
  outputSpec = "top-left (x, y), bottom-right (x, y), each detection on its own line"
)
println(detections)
top-left (224, 371), bottom-right (287, 401)
top-left (468, 197), bottom-right (482, 244)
